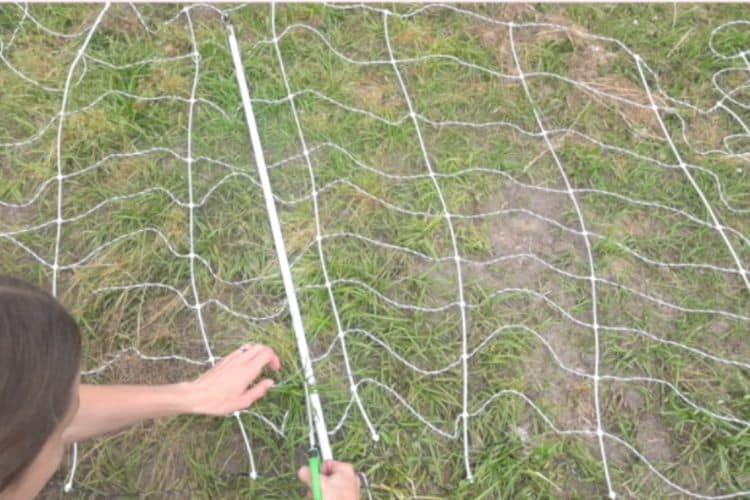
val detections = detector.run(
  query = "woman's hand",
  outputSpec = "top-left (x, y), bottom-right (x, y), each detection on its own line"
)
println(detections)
top-left (62, 344), bottom-right (280, 445)
top-left (298, 460), bottom-right (361, 500)
top-left (185, 344), bottom-right (281, 416)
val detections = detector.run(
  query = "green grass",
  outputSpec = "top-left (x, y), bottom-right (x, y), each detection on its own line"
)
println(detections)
top-left (1, 3), bottom-right (750, 499)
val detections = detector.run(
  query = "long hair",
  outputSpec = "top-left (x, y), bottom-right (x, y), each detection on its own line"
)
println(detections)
top-left (0, 276), bottom-right (82, 491)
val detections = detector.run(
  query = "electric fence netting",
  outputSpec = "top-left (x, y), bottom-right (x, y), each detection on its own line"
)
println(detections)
top-left (1, 3), bottom-right (749, 498)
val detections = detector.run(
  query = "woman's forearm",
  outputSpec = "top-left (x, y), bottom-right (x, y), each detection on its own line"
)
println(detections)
top-left (62, 345), bottom-right (280, 445)
top-left (62, 383), bottom-right (193, 444)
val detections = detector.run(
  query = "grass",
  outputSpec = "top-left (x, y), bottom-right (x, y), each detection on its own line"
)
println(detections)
top-left (1, 3), bottom-right (750, 499)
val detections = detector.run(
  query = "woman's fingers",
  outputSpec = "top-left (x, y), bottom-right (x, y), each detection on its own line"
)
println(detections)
top-left (297, 465), bottom-right (312, 487)
top-left (240, 379), bottom-right (274, 408)
top-left (323, 460), bottom-right (355, 476)
top-left (297, 466), bottom-right (315, 499)
top-left (235, 343), bottom-right (263, 361)
top-left (231, 346), bottom-right (280, 399)
top-left (227, 345), bottom-right (281, 382)
top-left (242, 347), bottom-right (281, 383)
top-left (217, 343), bottom-right (259, 366)
top-left (247, 345), bottom-right (281, 370)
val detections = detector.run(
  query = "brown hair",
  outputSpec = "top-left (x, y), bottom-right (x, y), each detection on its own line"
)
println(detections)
top-left (0, 276), bottom-right (82, 491)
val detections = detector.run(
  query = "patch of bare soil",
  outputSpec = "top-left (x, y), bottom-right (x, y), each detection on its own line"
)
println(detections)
top-left (189, 4), bottom-right (224, 27)
top-left (712, 318), bottom-right (750, 365)
top-left (349, 70), bottom-right (405, 117)
top-left (608, 386), bottom-right (674, 466)
top-left (567, 37), bottom-right (668, 140)
top-left (597, 249), bottom-right (681, 328)
top-left (0, 203), bottom-right (35, 227)
top-left (465, 178), bottom-right (588, 293)
top-left (97, 353), bottom-right (203, 386)
top-left (459, 177), bottom-right (601, 429)
top-left (526, 323), bottom-right (596, 428)
top-left (465, 12), bottom-right (516, 75)
top-left (73, 274), bottom-right (209, 374)
top-left (469, 8), bottom-right (667, 139)
top-left (100, 3), bottom-right (145, 35)
top-left (636, 414), bottom-right (673, 463)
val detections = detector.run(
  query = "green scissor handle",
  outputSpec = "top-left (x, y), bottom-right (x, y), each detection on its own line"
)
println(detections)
top-left (309, 447), bottom-right (323, 500)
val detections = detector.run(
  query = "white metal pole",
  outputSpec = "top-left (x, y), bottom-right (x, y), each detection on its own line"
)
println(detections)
top-left (225, 20), bottom-right (333, 461)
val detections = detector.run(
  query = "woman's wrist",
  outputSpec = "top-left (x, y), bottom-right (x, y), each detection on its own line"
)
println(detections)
top-left (174, 381), bottom-right (201, 415)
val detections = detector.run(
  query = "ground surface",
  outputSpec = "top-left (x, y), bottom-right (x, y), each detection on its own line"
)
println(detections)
top-left (1, 3), bottom-right (750, 499)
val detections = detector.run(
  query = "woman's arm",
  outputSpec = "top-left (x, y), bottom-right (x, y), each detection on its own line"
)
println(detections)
top-left (63, 344), bottom-right (280, 444)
